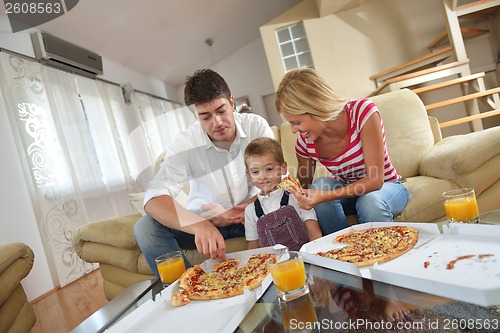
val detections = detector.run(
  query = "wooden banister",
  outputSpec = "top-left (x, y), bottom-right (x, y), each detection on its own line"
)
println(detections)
top-left (440, 109), bottom-right (500, 128)
top-left (412, 72), bottom-right (485, 94)
top-left (425, 87), bottom-right (500, 111)
top-left (455, 0), bottom-right (500, 17)
top-left (426, 27), bottom-right (488, 50)
top-left (369, 60), bottom-right (470, 96)
top-left (369, 46), bottom-right (453, 81)
top-left (384, 59), bottom-right (470, 84)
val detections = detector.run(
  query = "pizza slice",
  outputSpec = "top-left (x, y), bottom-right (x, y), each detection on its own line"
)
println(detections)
top-left (171, 291), bottom-right (190, 307)
top-left (233, 254), bottom-right (279, 290)
top-left (213, 258), bottom-right (241, 276)
top-left (277, 175), bottom-right (303, 193)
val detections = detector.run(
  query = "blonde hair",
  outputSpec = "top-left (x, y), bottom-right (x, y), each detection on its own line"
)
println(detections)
top-left (275, 68), bottom-right (348, 121)
top-left (244, 137), bottom-right (284, 167)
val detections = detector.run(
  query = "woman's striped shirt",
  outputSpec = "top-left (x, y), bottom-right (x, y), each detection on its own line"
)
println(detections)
top-left (295, 98), bottom-right (400, 184)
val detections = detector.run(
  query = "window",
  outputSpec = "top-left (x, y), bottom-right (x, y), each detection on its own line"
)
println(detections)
top-left (276, 23), bottom-right (314, 72)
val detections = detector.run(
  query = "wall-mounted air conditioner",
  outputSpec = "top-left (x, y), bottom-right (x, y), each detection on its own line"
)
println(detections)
top-left (30, 31), bottom-right (103, 76)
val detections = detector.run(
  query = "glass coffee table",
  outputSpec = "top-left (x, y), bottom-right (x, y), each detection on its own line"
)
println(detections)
top-left (70, 278), bottom-right (163, 333)
top-left (72, 210), bottom-right (500, 333)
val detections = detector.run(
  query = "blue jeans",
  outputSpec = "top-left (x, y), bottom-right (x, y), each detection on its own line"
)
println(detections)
top-left (134, 214), bottom-right (245, 277)
top-left (311, 177), bottom-right (409, 235)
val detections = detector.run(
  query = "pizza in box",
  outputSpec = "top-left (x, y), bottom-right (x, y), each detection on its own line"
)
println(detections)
top-left (316, 226), bottom-right (419, 267)
top-left (171, 253), bottom-right (279, 307)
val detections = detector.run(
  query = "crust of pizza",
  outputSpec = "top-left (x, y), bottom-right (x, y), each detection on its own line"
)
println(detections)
top-left (277, 175), bottom-right (303, 193)
top-left (317, 226), bottom-right (418, 267)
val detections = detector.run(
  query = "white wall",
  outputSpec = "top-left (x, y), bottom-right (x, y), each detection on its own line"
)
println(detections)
top-left (216, 38), bottom-right (277, 122)
top-left (0, 14), bottom-right (179, 300)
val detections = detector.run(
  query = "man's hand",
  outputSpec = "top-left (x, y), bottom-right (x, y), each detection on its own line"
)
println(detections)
top-left (200, 203), bottom-right (246, 227)
top-left (193, 221), bottom-right (226, 262)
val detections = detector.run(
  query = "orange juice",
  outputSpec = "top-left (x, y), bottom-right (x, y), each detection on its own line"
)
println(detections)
top-left (269, 258), bottom-right (306, 292)
top-left (280, 294), bottom-right (318, 329)
top-left (157, 256), bottom-right (186, 284)
top-left (444, 197), bottom-right (479, 223)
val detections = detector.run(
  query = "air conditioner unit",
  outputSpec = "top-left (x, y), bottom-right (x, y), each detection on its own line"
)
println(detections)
top-left (30, 31), bottom-right (103, 76)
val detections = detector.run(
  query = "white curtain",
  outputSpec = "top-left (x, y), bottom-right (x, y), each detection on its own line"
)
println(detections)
top-left (0, 51), bottom-right (188, 286)
top-left (133, 92), bottom-right (194, 186)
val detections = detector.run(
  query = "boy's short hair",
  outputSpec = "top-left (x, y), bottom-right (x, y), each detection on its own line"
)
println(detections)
top-left (244, 137), bottom-right (284, 167)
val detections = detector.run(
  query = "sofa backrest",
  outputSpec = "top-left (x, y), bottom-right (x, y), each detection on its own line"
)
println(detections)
top-left (371, 89), bottom-right (435, 178)
top-left (278, 89), bottom-right (436, 179)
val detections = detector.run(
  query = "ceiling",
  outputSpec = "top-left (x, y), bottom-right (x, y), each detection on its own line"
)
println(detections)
top-left (19, 0), bottom-right (302, 87)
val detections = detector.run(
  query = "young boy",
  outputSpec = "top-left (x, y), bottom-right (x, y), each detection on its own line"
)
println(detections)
top-left (243, 137), bottom-right (322, 250)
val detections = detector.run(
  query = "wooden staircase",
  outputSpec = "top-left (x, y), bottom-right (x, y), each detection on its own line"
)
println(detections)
top-left (369, 0), bottom-right (500, 133)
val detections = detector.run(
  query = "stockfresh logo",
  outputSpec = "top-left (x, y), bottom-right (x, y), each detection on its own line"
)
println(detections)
top-left (4, 0), bottom-right (79, 33)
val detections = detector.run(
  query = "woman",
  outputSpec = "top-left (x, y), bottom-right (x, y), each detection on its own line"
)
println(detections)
top-left (275, 68), bottom-right (409, 235)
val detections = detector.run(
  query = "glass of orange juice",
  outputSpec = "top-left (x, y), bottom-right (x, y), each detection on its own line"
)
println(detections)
top-left (155, 251), bottom-right (186, 287)
top-left (268, 251), bottom-right (309, 302)
top-left (443, 188), bottom-right (480, 224)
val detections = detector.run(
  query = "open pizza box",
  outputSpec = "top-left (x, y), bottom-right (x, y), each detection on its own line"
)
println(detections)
top-left (106, 246), bottom-right (285, 333)
top-left (300, 222), bottom-right (500, 307)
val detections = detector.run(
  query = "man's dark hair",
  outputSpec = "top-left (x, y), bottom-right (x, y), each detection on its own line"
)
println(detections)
top-left (184, 69), bottom-right (232, 106)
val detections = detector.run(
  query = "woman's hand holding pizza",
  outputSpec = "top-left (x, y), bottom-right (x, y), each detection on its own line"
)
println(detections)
top-left (288, 187), bottom-right (327, 210)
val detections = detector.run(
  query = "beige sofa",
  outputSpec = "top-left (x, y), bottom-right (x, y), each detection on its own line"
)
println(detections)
top-left (72, 89), bottom-right (500, 300)
top-left (0, 242), bottom-right (36, 333)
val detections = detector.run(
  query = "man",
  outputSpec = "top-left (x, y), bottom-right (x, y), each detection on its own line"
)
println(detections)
top-left (134, 69), bottom-right (274, 277)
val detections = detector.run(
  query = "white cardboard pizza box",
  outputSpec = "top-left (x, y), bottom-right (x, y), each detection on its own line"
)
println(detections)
top-left (300, 222), bottom-right (500, 307)
top-left (299, 222), bottom-right (441, 280)
top-left (369, 223), bottom-right (500, 307)
top-left (107, 246), bottom-right (285, 333)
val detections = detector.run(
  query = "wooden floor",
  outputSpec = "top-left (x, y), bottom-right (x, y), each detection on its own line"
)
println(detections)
top-left (30, 270), bottom-right (109, 333)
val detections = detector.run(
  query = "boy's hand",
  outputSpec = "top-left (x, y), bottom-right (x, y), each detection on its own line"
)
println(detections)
top-left (200, 203), bottom-right (245, 227)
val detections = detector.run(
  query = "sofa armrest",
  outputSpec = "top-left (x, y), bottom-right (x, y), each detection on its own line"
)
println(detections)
top-left (419, 126), bottom-right (500, 180)
top-left (0, 242), bottom-right (34, 306)
top-left (72, 212), bottom-right (144, 271)
top-left (72, 212), bottom-right (142, 252)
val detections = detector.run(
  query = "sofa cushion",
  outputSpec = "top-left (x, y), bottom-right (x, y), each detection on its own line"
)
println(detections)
top-left (371, 89), bottom-right (435, 178)
top-left (99, 264), bottom-right (155, 300)
top-left (395, 176), bottom-right (458, 222)
top-left (455, 154), bottom-right (500, 195)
